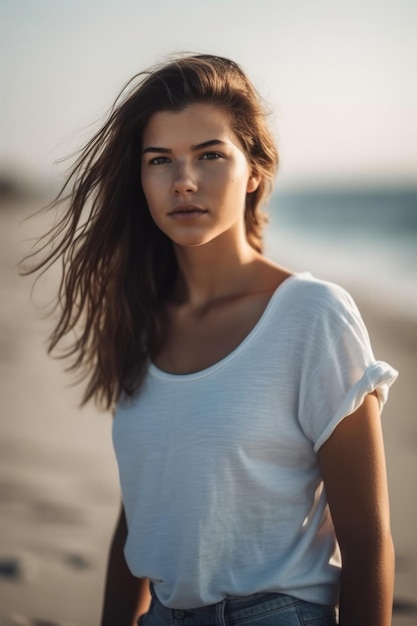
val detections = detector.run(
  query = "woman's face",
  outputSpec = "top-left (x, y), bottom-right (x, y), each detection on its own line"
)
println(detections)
top-left (141, 102), bottom-right (259, 249)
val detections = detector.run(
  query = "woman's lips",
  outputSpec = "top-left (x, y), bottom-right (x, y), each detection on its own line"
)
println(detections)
top-left (168, 205), bottom-right (208, 218)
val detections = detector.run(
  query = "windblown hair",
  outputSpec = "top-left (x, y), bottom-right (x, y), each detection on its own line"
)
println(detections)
top-left (24, 54), bottom-right (279, 410)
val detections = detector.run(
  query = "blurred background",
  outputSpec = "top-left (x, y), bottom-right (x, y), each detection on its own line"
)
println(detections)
top-left (0, 1), bottom-right (416, 624)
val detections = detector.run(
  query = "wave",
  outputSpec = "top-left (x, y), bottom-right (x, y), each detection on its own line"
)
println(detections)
top-left (265, 187), bottom-right (417, 319)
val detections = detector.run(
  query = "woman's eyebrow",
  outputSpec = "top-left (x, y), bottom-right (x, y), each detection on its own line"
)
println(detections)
top-left (142, 139), bottom-right (227, 155)
top-left (191, 139), bottom-right (227, 151)
top-left (142, 146), bottom-right (171, 155)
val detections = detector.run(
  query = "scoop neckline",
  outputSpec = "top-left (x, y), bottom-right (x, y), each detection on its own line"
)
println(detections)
top-left (149, 271), bottom-right (310, 381)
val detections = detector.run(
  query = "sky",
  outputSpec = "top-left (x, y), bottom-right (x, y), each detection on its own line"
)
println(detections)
top-left (1, 0), bottom-right (416, 189)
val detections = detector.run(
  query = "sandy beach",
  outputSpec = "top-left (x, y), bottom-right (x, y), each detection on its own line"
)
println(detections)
top-left (0, 199), bottom-right (416, 626)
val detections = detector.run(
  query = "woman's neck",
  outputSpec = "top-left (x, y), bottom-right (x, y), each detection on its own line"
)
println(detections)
top-left (172, 236), bottom-right (262, 308)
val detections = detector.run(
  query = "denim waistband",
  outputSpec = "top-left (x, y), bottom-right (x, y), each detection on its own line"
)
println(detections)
top-left (149, 586), bottom-right (318, 626)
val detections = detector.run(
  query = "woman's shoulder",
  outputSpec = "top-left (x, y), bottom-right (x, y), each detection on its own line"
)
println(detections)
top-left (260, 257), bottom-right (353, 308)
top-left (285, 271), bottom-right (357, 308)
top-left (272, 271), bottom-right (363, 332)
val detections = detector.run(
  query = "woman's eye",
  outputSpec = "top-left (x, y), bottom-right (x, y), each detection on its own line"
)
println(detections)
top-left (200, 152), bottom-right (222, 161)
top-left (149, 156), bottom-right (170, 165)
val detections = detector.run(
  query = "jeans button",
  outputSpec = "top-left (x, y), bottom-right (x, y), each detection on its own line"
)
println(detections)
top-left (174, 610), bottom-right (186, 619)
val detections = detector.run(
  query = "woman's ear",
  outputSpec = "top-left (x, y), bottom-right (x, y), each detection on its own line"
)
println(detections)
top-left (246, 172), bottom-right (261, 193)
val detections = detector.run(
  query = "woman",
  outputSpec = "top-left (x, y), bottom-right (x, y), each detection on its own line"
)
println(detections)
top-left (27, 55), bottom-right (397, 625)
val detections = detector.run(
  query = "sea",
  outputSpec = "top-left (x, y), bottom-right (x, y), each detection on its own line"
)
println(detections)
top-left (264, 187), bottom-right (417, 320)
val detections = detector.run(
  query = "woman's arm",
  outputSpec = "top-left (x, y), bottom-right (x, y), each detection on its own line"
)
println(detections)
top-left (100, 503), bottom-right (151, 626)
top-left (318, 392), bottom-right (394, 626)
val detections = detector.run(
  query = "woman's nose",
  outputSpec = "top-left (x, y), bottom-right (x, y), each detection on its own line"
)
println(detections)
top-left (172, 162), bottom-right (198, 194)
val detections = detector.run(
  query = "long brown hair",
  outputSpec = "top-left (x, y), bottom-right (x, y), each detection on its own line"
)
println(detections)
top-left (23, 54), bottom-right (279, 410)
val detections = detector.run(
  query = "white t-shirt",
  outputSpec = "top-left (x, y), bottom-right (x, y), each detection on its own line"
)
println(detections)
top-left (113, 272), bottom-right (398, 609)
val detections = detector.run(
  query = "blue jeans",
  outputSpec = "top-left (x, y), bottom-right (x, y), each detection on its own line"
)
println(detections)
top-left (138, 587), bottom-right (337, 626)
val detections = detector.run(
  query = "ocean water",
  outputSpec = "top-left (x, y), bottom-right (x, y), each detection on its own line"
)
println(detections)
top-left (264, 187), bottom-right (417, 319)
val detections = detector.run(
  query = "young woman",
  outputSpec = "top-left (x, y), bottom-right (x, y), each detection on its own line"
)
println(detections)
top-left (27, 55), bottom-right (397, 625)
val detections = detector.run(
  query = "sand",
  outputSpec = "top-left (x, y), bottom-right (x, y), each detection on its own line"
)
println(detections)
top-left (0, 200), bottom-right (416, 626)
